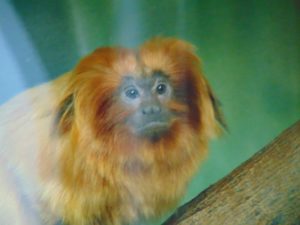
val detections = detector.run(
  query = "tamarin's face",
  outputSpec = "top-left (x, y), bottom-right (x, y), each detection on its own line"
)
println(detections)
top-left (118, 71), bottom-right (181, 140)
top-left (61, 38), bottom-right (223, 151)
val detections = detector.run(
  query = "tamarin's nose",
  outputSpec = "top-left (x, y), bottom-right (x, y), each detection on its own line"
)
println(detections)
top-left (142, 104), bottom-right (161, 115)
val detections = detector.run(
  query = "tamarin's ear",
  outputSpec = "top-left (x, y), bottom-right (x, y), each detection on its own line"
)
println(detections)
top-left (55, 94), bottom-right (74, 134)
top-left (208, 87), bottom-right (227, 133)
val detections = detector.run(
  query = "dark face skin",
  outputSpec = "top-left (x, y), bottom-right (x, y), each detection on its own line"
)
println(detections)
top-left (119, 72), bottom-right (176, 140)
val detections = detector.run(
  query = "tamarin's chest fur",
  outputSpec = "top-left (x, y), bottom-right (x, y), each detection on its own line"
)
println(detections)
top-left (44, 132), bottom-right (206, 225)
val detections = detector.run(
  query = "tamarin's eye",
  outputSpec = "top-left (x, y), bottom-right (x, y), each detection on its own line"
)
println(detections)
top-left (156, 84), bottom-right (167, 95)
top-left (125, 88), bottom-right (140, 99)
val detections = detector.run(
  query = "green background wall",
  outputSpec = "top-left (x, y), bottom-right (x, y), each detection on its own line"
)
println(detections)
top-left (0, 0), bottom-right (299, 224)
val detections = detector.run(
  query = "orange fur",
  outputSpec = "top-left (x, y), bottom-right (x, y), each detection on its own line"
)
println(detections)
top-left (0, 37), bottom-right (221, 225)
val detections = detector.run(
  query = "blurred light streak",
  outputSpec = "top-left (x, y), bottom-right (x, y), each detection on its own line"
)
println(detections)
top-left (0, 1), bottom-right (48, 104)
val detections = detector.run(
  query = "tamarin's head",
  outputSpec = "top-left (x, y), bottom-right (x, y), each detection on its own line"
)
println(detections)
top-left (56, 37), bottom-right (224, 149)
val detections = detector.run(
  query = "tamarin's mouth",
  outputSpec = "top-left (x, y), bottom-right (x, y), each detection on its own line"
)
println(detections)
top-left (136, 121), bottom-right (170, 139)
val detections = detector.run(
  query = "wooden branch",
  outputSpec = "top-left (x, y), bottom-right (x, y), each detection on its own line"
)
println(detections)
top-left (162, 120), bottom-right (300, 225)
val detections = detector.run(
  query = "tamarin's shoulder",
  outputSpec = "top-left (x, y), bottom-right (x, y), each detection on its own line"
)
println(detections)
top-left (0, 72), bottom-right (72, 124)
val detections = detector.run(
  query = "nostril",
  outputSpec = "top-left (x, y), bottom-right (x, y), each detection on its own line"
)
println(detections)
top-left (152, 105), bottom-right (161, 113)
top-left (142, 106), bottom-right (150, 115)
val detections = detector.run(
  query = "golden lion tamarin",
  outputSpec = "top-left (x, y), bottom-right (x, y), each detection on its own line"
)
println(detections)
top-left (0, 37), bottom-right (224, 225)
